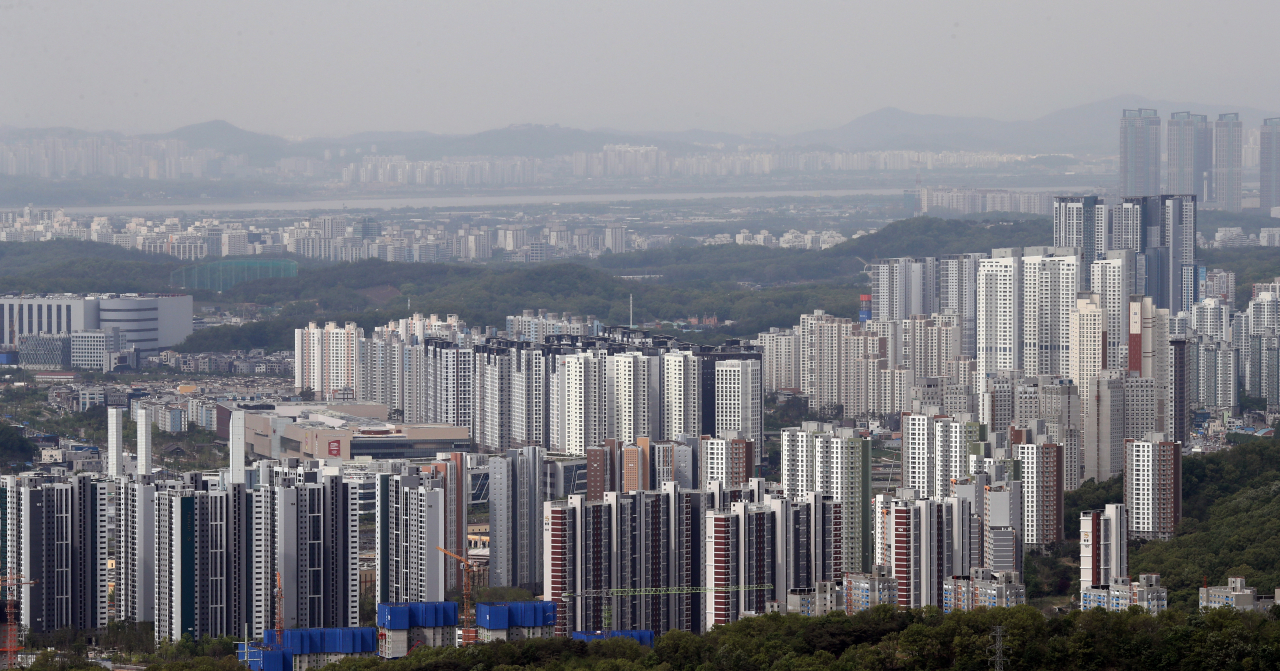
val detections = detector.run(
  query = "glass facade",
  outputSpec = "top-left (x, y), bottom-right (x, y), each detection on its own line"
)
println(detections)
top-left (170, 259), bottom-right (298, 291)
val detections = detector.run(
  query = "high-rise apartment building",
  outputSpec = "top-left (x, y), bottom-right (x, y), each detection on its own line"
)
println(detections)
top-left (488, 446), bottom-right (545, 592)
top-left (1125, 437), bottom-right (1182, 541)
top-left (869, 257), bottom-right (937, 322)
top-left (704, 499), bottom-right (786, 627)
top-left (295, 321), bottom-right (364, 401)
top-left (1069, 291), bottom-right (1107, 397)
top-left (1092, 252), bottom-right (1136, 369)
top-left (1262, 118), bottom-right (1280, 212)
top-left (1119, 109), bottom-right (1161, 197)
top-left (3, 474), bottom-right (113, 634)
top-left (1015, 443), bottom-right (1064, 547)
top-left (976, 252), bottom-right (1022, 374)
top-left (375, 470), bottom-right (447, 604)
top-left (938, 253), bottom-right (986, 357)
top-left (1053, 197), bottom-right (1106, 265)
top-left (796, 310), bottom-right (858, 412)
top-left (1213, 113), bottom-right (1243, 212)
top-left (1080, 504), bottom-right (1127, 589)
top-left (713, 359), bottom-right (762, 446)
top-left (701, 436), bottom-right (754, 490)
top-left (1160, 194), bottom-right (1199, 314)
top-left (1022, 253), bottom-right (1081, 377)
top-left (118, 477), bottom-right (157, 625)
top-left (661, 351), bottom-right (700, 440)
top-left (154, 481), bottom-right (253, 642)
top-left (780, 422), bottom-right (872, 574)
top-left (251, 469), bottom-right (359, 637)
top-left (1167, 112), bottom-right (1212, 200)
top-left (756, 327), bottom-right (799, 392)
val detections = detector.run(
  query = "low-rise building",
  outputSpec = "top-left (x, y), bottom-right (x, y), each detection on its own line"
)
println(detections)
top-left (785, 582), bottom-right (842, 616)
top-left (844, 566), bottom-right (898, 613)
top-left (941, 570), bottom-right (1027, 613)
top-left (376, 602), bottom-right (459, 657)
top-left (1200, 577), bottom-right (1280, 612)
top-left (1081, 574), bottom-right (1168, 614)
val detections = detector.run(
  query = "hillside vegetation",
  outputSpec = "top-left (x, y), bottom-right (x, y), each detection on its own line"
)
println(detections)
top-left (179, 263), bottom-right (866, 351)
top-left (0, 240), bottom-right (183, 295)
top-left (594, 216), bottom-right (1053, 283)
top-left (1131, 438), bottom-right (1280, 609)
top-left (129, 605), bottom-right (1280, 671)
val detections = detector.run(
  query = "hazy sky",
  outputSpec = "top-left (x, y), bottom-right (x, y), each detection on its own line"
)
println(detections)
top-left (4, 0), bottom-right (1277, 138)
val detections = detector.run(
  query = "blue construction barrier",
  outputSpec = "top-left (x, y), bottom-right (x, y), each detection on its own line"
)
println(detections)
top-left (377, 601), bottom-right (460, 629)
top-left (475, 601), bottom-right (556, 630)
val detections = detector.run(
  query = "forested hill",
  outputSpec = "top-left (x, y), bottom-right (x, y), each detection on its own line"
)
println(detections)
top-left (179, 263), bottom-right (867, 352)
top-left (0, 239), bottom-right (184, 295)
top-left (125, 603), bottom-right (1280, 671)
top-left (593, 217), bottom-right (1053, 283)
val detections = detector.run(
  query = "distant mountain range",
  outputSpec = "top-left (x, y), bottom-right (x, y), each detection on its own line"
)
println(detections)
top-left (657, 95), bottom-right (1280, 155)
top-left (4, 95), bottom-right (1276, 163)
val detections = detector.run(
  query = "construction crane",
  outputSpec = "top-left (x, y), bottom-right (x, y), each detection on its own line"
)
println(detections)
top-left (275, 572), bottom-right (284, 650)
top-left (560, 584), bottom-right (775, 631)
top-left (436, 547), bottom-right (483, 645)
top-left (250, 571), bottom-right (286, 654)
top-left (0, 573), bottom-right (35, 669)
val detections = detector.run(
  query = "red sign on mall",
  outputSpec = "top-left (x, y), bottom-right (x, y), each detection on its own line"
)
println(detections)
top-left (328, 439), bottom-right (341, 457)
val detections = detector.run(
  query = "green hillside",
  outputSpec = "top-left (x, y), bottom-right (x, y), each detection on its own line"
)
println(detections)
top-left (123, 604), bottom-right (1280, 671)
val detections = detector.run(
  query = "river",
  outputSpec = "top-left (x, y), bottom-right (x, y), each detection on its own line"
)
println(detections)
top-left (61, 185), bottom-right (1079, 215)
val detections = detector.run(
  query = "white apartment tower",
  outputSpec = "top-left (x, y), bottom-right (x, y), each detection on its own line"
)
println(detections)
top-left (1053, 196), bottom-right (1108, 266)
top-left (1091, 252), bottom-right (1136, 369)
top-left (714, 359), bottom-right (762, 446)
top-left (295, 321), bottom-right (364, 401)
top-left (938, 253), bottom-right (986, 357)
top-left (756, 327), bottom-right (799, 392)
top-left (976, 253), bottom-right (1022, 374)
top-left (1021, 253), bottom-right (1080, 377)
top-left (608, 351), bottom-right (660, 445)
top-left (870, 257), bottom-right (938, 322)
top-left (107, 407), bottom-right (124, 478)
top-left (660, 352), bottom-right (700, 440)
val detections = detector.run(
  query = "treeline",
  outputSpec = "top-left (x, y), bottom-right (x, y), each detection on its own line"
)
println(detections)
top-left (1198, 247), bottom-right (1280, 310)
top-left (136, 605), bottom-right (1280, 671)
top-left (593, 216), bottom-right (1054, 284)
top-left (0, 240), bottom-right (184, 295)
top-left (0, 424), bottom-right (36, 469)
top-left (179, 263), bottom-right (867, 352)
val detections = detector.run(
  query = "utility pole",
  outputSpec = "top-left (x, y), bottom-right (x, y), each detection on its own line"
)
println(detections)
top-left (629, 294), bottom-right (633, 329)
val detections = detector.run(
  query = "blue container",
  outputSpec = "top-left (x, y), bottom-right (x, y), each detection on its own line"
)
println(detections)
top-left (571, 630), bottom-right (656, 647)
